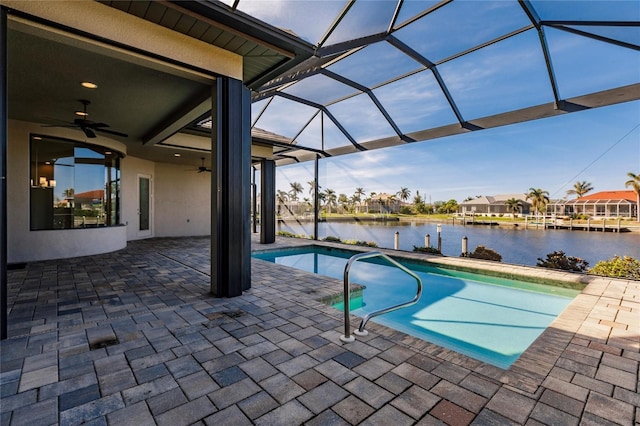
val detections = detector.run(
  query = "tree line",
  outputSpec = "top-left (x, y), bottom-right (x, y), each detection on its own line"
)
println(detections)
top-left (277, 172), bottom-right (640, 221)
top-left (276, 182), bottom-right (460, 215)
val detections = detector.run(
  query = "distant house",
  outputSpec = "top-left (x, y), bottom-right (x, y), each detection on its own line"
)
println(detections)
top-left (74, 189), bottom-right (105, 211)
top-left (458, 194), bottom-right (531, 216)
top-left (366, 193), bottom-right (401, 214)
top-left (549, 190), bottom-right (637, 219)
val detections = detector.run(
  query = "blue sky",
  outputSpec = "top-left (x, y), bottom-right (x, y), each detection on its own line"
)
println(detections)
top-left (276, 100), bottom-right (640, 202)
top-left (237, 0), bottom-right (640, 202)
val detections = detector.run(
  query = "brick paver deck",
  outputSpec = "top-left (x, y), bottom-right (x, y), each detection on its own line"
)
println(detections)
top-left (1, 236), bottom-right (638, 425)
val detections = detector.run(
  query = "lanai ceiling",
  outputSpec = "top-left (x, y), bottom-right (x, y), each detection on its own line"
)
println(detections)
top-left (6, 1), bottom-right (640, 167)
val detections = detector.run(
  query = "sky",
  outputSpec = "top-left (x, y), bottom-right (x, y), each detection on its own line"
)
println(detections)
top-left (275, 100), bottom-right (640, 203)
top-left (233, 0), bottom-right (640, 203)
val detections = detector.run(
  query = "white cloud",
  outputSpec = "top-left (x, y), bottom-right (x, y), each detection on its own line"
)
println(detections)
top-left (237, 1), bottom-right (344, 44)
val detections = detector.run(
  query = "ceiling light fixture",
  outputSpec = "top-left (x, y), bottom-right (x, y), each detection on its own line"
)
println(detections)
top-left (81, 81), bottom-right (98, 89)
top-left (174, 153), bottom-right (181, 157)
top-left (75, 110), bottom-right (88, 117)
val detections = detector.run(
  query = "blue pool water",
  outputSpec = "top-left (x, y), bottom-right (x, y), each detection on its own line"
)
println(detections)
top-left (253, 246), bottom-right (579, 369)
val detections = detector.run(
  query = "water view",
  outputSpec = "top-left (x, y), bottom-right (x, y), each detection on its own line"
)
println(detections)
top-left (277, 220), bottom-right (640, 267)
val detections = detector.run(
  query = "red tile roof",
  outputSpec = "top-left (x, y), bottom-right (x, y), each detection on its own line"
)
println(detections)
top-left (74, 189), bottom-right (105, 200)
top-left (577, 190), bottom-right (636, 202)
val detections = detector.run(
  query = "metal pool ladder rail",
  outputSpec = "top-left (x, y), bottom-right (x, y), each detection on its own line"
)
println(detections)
top-left (340, 252), bottom-right (423, 343)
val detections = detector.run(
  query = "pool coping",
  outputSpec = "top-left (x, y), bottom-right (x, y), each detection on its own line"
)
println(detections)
top-left (253, 236), bottom-right (633, 395)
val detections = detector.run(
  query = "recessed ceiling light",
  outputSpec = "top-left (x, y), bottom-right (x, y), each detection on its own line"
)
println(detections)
top-left (81, 81), bottom-right (98, 89)
top-left (105, 151), bottom-right (112, 155)
top-left (174, 153), bottom-right (181, 157)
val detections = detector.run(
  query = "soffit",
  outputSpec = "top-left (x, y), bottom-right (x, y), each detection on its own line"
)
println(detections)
top-left (98, 0), bottom-right (315, 88)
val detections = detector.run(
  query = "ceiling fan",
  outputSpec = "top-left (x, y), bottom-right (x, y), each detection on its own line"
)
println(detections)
top-left (43, 100), bottom-right (128, 139)
top-left (191, 157), bottom-right (211, 173)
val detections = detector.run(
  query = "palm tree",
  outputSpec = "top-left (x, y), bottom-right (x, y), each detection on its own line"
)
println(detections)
top-left (317, 192), bottom-right (326, 210)
top-left (526, 188), bottom-right (550, 219)
top-left (276, 190), bottom-right (289, 216)
top-left (324, 188), bottom-right (336, 214)
top-left (504, 197), bottom-right (522, 218)
top-left (307, 179), bottom-right (320, 215)
top-left (354, 187), bottom-right (365, 213)
top-left (289, 182), bottom-right (303, 215)
top-left (307, 179), bottom-right (319, 197)
top-left (338, 193), bottom-right (349, 213)
top-left (397, 187), bottom-right (411, 203)
top-left (289, 182), bottom-right (303, 201)
top-left (566, 180), bottom-right (593, 198)
top-left (625, 172), bottom-right (640, 222)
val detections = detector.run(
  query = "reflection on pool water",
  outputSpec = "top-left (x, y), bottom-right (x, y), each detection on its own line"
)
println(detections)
top-left (253, 245), bottom-right (579, 369)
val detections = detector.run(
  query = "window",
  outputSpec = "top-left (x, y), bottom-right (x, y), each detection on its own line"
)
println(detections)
top-left (30, 135), bottom-right (122, 230)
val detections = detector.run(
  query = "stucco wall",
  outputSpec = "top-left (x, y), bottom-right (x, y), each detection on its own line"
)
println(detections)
top-left (119, 158), bottom-right (211, 240)
top-left (7, 119), bottom-right (214, 262)
top-left (153, 163), bottom-right (211, 237)
top-left (7, 120), bottom-right (128, 263)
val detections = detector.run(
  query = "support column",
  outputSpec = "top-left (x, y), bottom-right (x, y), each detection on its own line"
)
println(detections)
top-left (211, 77), bottom-right (251, 297)
top-left (314, 154), bottom-right (319, 241)
top-left (252, 166), bottom-right (257, 234)
top-left (1, 7), bottom-right (7, 339)
top-left (260, 159), bottom-right (275, 244)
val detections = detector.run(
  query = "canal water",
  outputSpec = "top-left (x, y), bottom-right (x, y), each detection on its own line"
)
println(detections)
top-left (277, 220), bottom-right (640, 267)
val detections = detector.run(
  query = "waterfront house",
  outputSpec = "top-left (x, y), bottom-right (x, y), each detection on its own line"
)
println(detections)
top-left (549, 190), bottom-right (638, 219)
top-left (366, 193), bottom-right (401, 214)
top-left (458, 194), bottom-right (531, 216)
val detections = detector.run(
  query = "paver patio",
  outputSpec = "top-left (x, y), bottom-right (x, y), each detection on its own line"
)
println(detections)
top-left (1, 236), bottom-right (638, 425)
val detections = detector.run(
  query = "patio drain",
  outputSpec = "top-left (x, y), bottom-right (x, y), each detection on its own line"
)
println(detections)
top-left (89, 337), bottom-right (120, 350)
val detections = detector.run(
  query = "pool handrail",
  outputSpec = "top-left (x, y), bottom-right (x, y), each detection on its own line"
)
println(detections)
top-left (340, 251), bottom-right (423, 343)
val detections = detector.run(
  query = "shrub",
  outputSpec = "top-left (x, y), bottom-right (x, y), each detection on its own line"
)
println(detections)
top-left (276, 230), bottom-right (307, 239)
top-left (413, 245), bottom-right (442, 255)
top-left (399, 206), bottom-right (413, 215)
top-left (323, 235), bottom-right (341, 243)
top-left (570, 213), bottom-right (590, 220)
top-left (589, 256), bottom-right (640, 280)
top-left (536, 251), bottom-right (588, 272)
top-left (462, 245), bottom-right (502, 262)
top-left (343, 239), bottom-right (378, 248)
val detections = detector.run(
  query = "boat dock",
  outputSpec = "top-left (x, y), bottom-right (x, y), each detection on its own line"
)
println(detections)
top-left (454, 217), bottom-right (631, 232)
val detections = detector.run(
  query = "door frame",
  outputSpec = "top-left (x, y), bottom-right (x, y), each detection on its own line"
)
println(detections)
top-left (137, 173), bottom-right (153, 238)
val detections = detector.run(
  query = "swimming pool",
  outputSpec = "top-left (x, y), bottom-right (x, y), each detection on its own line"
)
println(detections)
top-left (253, 245), bottom-right (579, 369)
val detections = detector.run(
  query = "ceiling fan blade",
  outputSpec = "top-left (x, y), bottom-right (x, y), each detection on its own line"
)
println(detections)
top-left (90, 123), bottom-right (110, 128)
top-left (83, 127), bottom-right (96, 138)
top-left (95, 128), bottom-right (128, 138)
